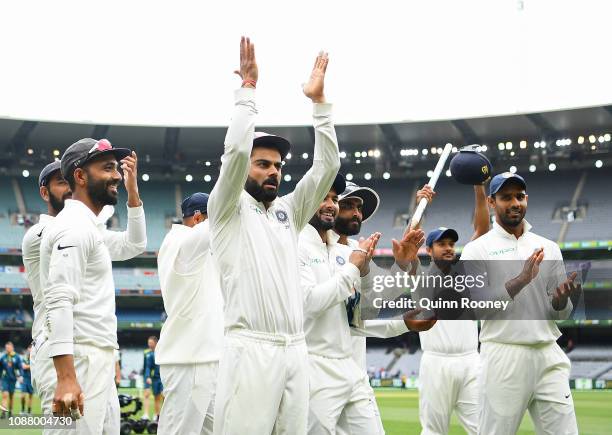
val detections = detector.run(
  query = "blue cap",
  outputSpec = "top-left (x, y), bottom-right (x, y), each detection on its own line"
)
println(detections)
top-left (489, 172), bottom-right (527, 196)
top-left (38, 160), bottom-right (62, 187)
top-left (181, 192), bottom-right (209, 218)
top-left (426, 227), bottom-right (459, 247)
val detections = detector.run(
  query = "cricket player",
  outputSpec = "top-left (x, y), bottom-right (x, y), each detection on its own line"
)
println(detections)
top-left (20, 344), bottom-right (33, 415)
top-left (156, 191), bottom-right (223, 435)
top-left (143, 336), bottom-right (163, 421)
top-left (38, 138), bottom-right (147, 434)
top-left (333, 182), bottom-right (435, 435)
top-left (460, 172), bottom-right (579, 435)
top-left (0, 342), bottom-right (24, 418)
top-left (208, 37), bottom-right (340, 434)
top-left (409, 184), bottom-right (489, 435)
top-left (21, 160), bottom-right (71, 392)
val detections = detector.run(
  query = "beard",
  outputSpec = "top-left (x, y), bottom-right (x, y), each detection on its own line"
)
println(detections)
top-left (245, 176), bottom-right (279, 203)
top-left (499, 208), bottom-right (525, 227)
top-left (49, 191), bottom-right (70, 214)
top-left (309, 213), bottom-right (335, 232)
top-left (334, 215), bottom-right (362, 236)
top-left (87, 175), bottom-right (119, 206)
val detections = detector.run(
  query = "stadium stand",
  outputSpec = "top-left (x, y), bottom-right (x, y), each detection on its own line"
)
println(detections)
top-left (391, 349), bottom-right (423, 377)
top-left (565, 168), bottom-right (612, 242)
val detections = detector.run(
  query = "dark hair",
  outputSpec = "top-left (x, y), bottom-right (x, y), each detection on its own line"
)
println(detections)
top-left (148, 336), bottom-right (158, 342)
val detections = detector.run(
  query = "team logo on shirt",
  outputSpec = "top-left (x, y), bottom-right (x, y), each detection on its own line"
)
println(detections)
top-left (336, 255), bottom-right (346, 265)
top-left (275, 209), bottom-right (288, 223)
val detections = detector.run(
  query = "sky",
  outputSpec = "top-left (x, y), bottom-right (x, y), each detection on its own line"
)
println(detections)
top-left (1, 0), bottom-right (610, 126)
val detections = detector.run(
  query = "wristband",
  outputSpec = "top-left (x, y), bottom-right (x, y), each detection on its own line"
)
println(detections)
top-left (242, 79), bottom-right (256, 88)
top-left (352, 248), bottom-right (368, 255)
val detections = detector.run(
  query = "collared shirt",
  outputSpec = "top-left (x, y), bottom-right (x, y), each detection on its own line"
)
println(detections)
top-left (40, 199), bottom-right (147, 356)
top-left (460, 220), bottom-right (572, 345)
top-left (22, 214), bottom-right (54, 343)
top-left (300, 225), bottom-right (401, 359)
top-left (208, 88), bottom-right (340, 335)
top-left (156, 221), bottom-right (224, 364)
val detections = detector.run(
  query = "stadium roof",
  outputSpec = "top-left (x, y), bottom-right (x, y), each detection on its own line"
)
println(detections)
top-left (1, 104), bottom-right (611, 180)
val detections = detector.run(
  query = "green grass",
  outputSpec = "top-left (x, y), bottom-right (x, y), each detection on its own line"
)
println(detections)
top-left (1, 388), bottom-right (611, 434)
top-left (375, 388), bottom-right (612, 435)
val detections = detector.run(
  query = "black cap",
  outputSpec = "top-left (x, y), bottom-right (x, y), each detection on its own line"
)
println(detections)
top-left (253, 132), bottom-right (291, 160)
top-left (61, 138), bottom-right (131, 181)
top-left (331, 173), bottom-right (346, 196)
top-left (338, 182), bottom-right (380, 222)
top-left (38, 160), bottom-right (62, 187)
top-left (449, 145), bottom-right (492, 185)
top-left (181, 192), bottom-right (209, 218)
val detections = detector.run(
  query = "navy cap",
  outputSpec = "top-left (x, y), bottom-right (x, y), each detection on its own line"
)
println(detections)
top-left (426, 227), bottom-right (459, 247)
top-left (449, 145), bottom-right (492, 185)
top-left (331, 173), bottom-right (346, 196)
top-left (489, 172), bottom-right (527, 196)
top-left (38, 160), bottom-right (62, 187)
top-left (253, 132), bottom-right (291, 160)
top-left (338, 181), bottom-right (380, 222)
top-left (181, 192), bottom-right (209, 218)
top-left (61, 138), bottom-right (131, 182)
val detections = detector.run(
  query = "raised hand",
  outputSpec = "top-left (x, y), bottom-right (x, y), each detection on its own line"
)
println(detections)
top-left (552, 271), bottom-right (581, 311)
top-left (121, 151), bottom-right (141, 207)
top-left (518, 247), bottom-right (544, 286)
top-left (303, 51), bottom-right (328, 103)
top-left (350, 232), bottom-right (381, 277)
top-left (234, 36), bottom-right (258, 87)
top-left (392, 229), bottom-right (425, 271)
top-left (415, 185), bottom-right (436, 204)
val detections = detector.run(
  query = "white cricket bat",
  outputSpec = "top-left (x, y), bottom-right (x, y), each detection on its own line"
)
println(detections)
top-left (410, 143), bottom-right (453, 230)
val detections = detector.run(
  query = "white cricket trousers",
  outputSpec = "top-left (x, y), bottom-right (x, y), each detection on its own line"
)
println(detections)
top-left (418, 351), bottom-right (479, 435)
top-left (307, 353), bottom-right (381, 435)
top-left (213, 329), bottom-right (309, 435)
top-left (34, 340), bottom-right (118, 435)
top-left (479, 341), bottom-right (578, 435)
top-left (158, 362), bottom-right (218, 435)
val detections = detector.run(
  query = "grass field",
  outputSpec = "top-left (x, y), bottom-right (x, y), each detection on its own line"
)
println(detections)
top-left (1, 387), bottom-right (610, 434)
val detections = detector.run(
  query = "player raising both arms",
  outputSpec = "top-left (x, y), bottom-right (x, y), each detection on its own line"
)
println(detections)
top-left (208, 37), bottom-right (340, 435)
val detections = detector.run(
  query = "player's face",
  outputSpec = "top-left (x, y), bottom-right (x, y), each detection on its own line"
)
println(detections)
top-left (309, 189), bottom-right (339, 231)
top-left (148, 339), bottom-right (156, 350)
top-left (335, 198), bottom-right (363, 236)
top-left (489, 183), bottom-right (528, 228)
top-left (5, 343), bottom-right (13, 353)
top-left (246, 147), bottom-right (282, 203)
top-left (44, 171), bottom-right (71, 214)
top-left (429, 238), bottom-right (456, 261)
top-left (80, 154), bottom-right (122, 206)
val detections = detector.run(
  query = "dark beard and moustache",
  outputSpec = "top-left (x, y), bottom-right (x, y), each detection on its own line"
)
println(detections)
top-left (309, 212), bottom-right (335, 232)
top-left (49, 191), bottom-right (71, 214)
top-left (334, 215), bottom-right (362, 236)
top-left (499, 208), bottom-right (525, 227)
top-left (245, 176), bottom-right (279, 203)
top-left (87, 176), bottom-right (119, 206)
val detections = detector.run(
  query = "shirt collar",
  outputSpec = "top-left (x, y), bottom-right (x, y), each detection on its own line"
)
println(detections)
top-left (492, 219), bottom-right (532, 240)
top-left (303, 224), bottom-right (339, 247)
top-left (38, 214), bottom-right (53, 224)
top-left (63, 199), bottom-right (99, 224)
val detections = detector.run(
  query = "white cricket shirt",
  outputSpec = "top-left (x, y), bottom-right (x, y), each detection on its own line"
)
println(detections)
top-left (22, 214), bottom-right (54, 343)
top-left (40, 199), bottom-right (146, 356)
top-left (156, 221), bottom-right (224, 364)
top-left (208, 88), bottom-right (340, 335)
top-left (460, 220), bottom-right (572, 345)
